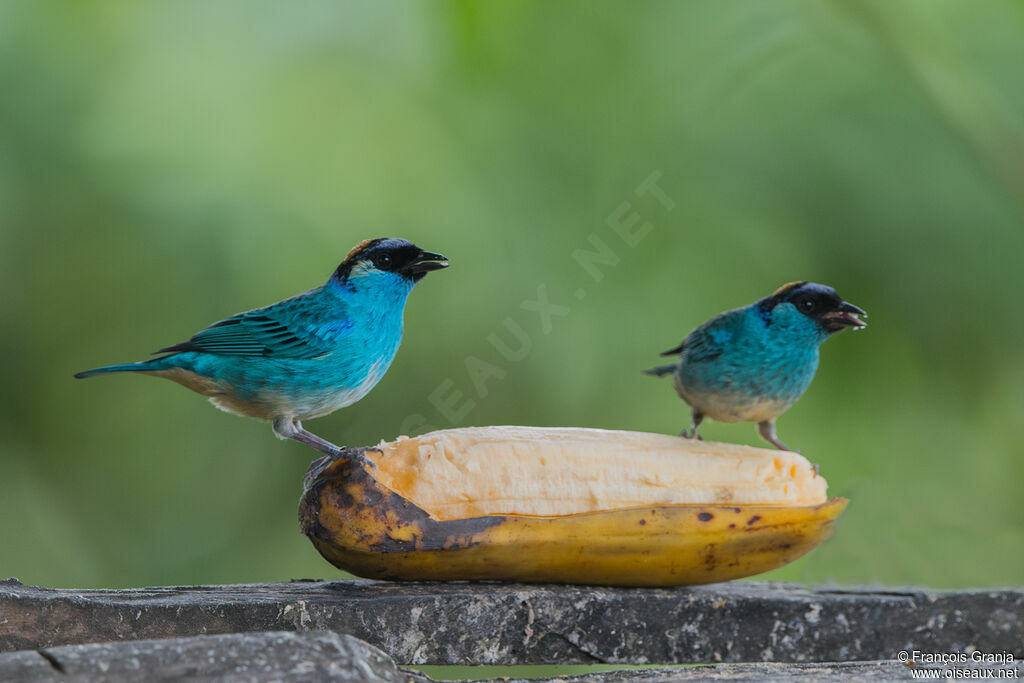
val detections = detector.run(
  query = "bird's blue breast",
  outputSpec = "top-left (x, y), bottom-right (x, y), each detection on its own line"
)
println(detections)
top-left (676, 303), bottom-right (825, 422)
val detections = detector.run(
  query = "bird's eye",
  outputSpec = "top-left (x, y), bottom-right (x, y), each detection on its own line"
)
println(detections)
top-left (374, 254), bottom-right (392, 270)
top-left (799, 298), bottom-right (816, 312)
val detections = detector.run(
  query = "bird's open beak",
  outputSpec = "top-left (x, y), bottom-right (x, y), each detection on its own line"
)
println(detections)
top-left (403, 251), bottom-right (449, 277)
top-left (822, 301), bottom-right (867, 331)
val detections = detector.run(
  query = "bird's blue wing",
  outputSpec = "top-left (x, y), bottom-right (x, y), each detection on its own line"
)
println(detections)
top-left (680, 310), bottom-right (741, 363)
top-left (155, 288), bottom-right (351, 359)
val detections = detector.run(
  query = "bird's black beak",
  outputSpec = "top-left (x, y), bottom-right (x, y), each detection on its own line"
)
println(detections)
top-left (402, 250), bottom-right (449, 279)
top-left (821, 301), bottom-right (867, 332)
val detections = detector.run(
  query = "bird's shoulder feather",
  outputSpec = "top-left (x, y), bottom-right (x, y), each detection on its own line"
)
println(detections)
top-left (680, 307), bottom-right (748, 363)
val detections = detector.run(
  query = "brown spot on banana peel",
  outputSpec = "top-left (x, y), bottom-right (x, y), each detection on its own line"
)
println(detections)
top-left (703, 544), bottom-right (717, 571)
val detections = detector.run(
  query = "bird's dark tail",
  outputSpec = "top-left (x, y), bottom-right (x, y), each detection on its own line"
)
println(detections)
top-left (642, 363), bottom-right (677, 377)
top-left (74, 359), bottom-right (168, 379)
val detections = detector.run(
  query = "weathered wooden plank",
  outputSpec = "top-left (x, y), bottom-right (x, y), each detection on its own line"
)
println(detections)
top-left (1, 578), bottom-right (1021, 666)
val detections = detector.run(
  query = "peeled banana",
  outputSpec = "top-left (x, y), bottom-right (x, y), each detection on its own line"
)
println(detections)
top-left (299, 426), bottom-right (847, 586)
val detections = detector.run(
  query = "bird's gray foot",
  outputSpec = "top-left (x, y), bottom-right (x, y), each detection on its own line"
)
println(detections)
top-left (296, 441), bottom-right (384, 491)
top-left (680, 410), bottom-right (704, 440)
top-left (340, 445), bottom-right (383, 470)
top-left (757, 420), bottom-right (797, 452)
top-left (274, 418), bottom-right (379, 469)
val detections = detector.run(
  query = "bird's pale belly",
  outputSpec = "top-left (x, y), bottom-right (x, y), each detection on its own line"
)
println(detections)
top-left (149, 360), bottom-right (386, 422)
top-left (674, 375), bottom-right (794, 423)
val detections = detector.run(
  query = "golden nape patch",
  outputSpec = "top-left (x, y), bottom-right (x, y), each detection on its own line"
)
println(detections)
top-left (344, 238), bottom-right (379, 262)
top-left (771, 281), bottom-right (807, 298)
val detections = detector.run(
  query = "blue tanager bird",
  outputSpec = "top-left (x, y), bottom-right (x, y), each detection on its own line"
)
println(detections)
top-left (75, 238), bottom-right (448, 466)
top-left (644, 282), bottom-right (866, 452)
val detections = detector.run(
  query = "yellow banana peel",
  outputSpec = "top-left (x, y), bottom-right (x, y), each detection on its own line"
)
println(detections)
top-left (299, 426), bottom-right (847, 586)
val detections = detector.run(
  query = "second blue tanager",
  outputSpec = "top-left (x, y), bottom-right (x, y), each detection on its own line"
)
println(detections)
top-left (645, 281), bottom-right (866, 453)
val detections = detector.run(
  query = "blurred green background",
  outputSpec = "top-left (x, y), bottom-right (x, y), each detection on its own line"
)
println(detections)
top-left (1, 0), bottom-right (1022, 590)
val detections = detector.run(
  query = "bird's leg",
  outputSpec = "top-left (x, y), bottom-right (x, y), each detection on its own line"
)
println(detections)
top-left (273, 417), bottom-right (379, 470)
top-left (757, 420), bottom-right (793, 451)
top-left (681, 410), bottom-right (704, 439)
top-left (757, 420), bottom-right (813, 474)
